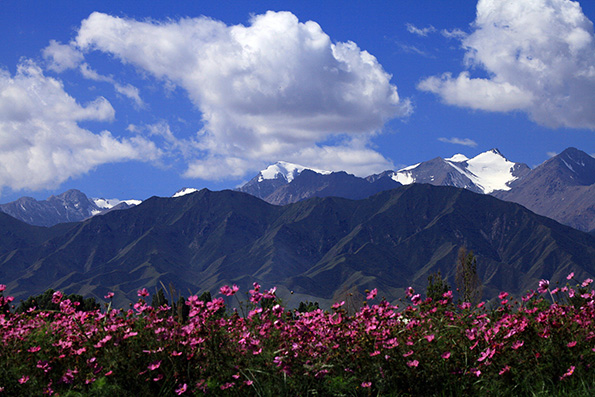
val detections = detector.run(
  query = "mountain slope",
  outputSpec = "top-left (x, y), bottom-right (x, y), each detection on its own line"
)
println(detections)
top-left (1, 185), bottom-right (593, 309)
top-left (493, 148), bottom-right (595, 233)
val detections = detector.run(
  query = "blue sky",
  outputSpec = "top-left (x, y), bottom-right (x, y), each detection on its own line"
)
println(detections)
top-left (1, 0), bottom-right (594, 203)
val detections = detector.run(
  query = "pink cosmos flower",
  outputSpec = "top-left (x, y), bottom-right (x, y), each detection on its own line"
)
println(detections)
top-left (511, 340), bottom-right (524, 350)
top-left (219, 284), bottom-right (239, 296)
top-left (147, 360), bottom-right (161, 371)
top-left (498, 292), bottom-right (508, 300)
top-left (332, 301), bottom-right (345, 309)
top-left (175, 383), bottom-right (188, 395)
top-left (18, 375), bottom-right (29, 384)
top-left (582, 278), bottom-right (593, 287)
top-left (0, 284), bottom-right (5, 292)
top-left (411, 294), bottom-right (421, 305)
top-left (52, 291), bottom-right (63, 304)
top-left (441, 351), bottom-right (451, 359)
top-left (537, 279), bottom-right (549, 294)
top-left (567, 272), bottom-right (575, 280)
top-left (366, 288), bottom-right (377, 300)
top-left (137, 288), bottom-right (149, 297)
top-left (560, 366), bottom-right (575, 380)
top-left (567, 341), bottom-right (577, 348)
top-left (104, 292), bottom-right (114, 299)
top-left (499, 365), bottom-right (510, 375)
top-left (407, 360), bottom-right (419, 368)
top-left (470, 368), bottom-right (481, 377)
top-left (425, 334), bottom-right (435, 342)
top-left (361, 382), bottom-right (372, 388)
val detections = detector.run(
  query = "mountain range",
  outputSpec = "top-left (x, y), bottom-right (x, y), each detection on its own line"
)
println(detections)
top-left (0, 189), bottom-right (140, 227)
top-left (1, 184), bottom-right (594, 309)
top-left (237, 147), bottom-right (594, 233)
top-left (2, 147), bottom-right (593, 234)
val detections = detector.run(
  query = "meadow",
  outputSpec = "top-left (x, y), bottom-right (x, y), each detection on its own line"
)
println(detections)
top-left (0, 275), bottom-right (593, 396)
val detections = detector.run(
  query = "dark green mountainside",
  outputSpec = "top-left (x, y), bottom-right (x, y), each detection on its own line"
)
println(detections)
top-left (1, 184), bottom-right (594, 308)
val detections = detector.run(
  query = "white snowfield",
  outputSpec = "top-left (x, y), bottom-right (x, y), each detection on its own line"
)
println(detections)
top-left (392, 149), bottom-right (521, 194)
top-left (172, 188), bottom-right (200, 198)
top-left (92, 198), bottom-right (142, 209)
top-left (258, 161), bottom-right (331, 183)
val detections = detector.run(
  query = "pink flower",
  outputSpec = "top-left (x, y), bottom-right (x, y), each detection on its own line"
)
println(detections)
top-left (104, 292), bottom-right (114, 299)
top-left (175, 383), bottom-right (188, 395)
top-left (366, 288), bottom-right (377, 300)
top-left (0, 284), bottom-right (5, 292)
top-left (411, 294), bottom-right (421, 305)
top-left (477, 347), bottom-right (495, 362)
top-left (425, 334), bottom-right (435, 342)
top-left (147, 360), bottom-right (161, 371)
top-left (441, 351), bottom-right (451, 359)
top-left (220, 382), bottom-right (235, 390)
top-left (537, 279), bottom-right (549, 294)
top-left (582, 278), bottom-right (593, 287)
top-left (52, 291), bottom-right (63, 304)
top-left (499, 365), bottom-right (510, 375)
top-left (361, 382), bottom-right (372, 388)
top-left (498, 292), bottom-right (508, 300)
top-left (219, 284), bottom-right (239, 296)
top-left (470, 368), bottom-right (481, 377)
top-left (18, 375), bottom-right (29, 384)
top-left (407, 360), bottom-right (419, 368)
top-left (137, 288), bottom-right (149, 297)
top-left (567, 272), bottom-right (575, 280)
top-left (332, 301), bottom-right (345, 309)
top-left (403, 350), bottom-right (414, 357)
top-left (511, 340), bottom-right (524, 350)
top-left (28, 346), bottom-right (41, 353)
top-left (567, 341), bottom-right (577, 348)
top-left (560, 366), bottom-right (575, 380)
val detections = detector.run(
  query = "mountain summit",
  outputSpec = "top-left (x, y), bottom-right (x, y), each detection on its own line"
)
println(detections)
top-left (389, 149), bottom-right (531, 194)
top-left (494, 148), bottom-right (595, 233)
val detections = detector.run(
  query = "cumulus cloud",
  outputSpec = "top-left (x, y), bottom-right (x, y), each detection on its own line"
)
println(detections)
top-left (438, 137), bottom-right (478, 147)
top-left (0, 60), bottom-right (159, 193)
top-left (419, 0), bottom-right (595, 130)
top-left (43, 40), bottom-right (84, 72)
top-left (73, 11), bottom-right (411, 178)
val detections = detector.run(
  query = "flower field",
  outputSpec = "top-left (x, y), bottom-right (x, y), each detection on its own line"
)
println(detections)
top-left (0, 275), bottom-right (594, 396)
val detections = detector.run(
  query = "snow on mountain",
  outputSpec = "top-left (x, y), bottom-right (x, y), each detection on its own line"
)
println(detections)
top-left (258, 161), bottom-right (331, 183)
top-left (391, 149), bottom-right (523, 194)
top-left (172, 188), bottom-right (200, 198)
top-left (92, 197), bottom-right (142, 209)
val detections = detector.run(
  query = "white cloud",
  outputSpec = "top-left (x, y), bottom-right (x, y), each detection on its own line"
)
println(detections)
top-left (406, 23), bottom-right (436, 37)
top-left (79, 63), bottom-right (144, 108)
top-left (438, 137), bottom-right (478, 147)
top-left (0, 60), bottom-right (159, 193)
top-left (73, 11), bottom-right (411, 180)
top-left (419, 0), bottom-right (595, 130)
top-left (441, 28), bottom-right (467, 40)
top-left (43, 40), bottom-right (84, 72)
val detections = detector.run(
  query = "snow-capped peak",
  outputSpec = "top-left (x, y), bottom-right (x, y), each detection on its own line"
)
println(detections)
top-left (92, 197), bottom-right (142, 210)
top-left (172, 188), bottom-right (199, 198)
top-left (446, 154), bottom-right (469, 162)
top-left (258, 161), bottom-right (331, 183)
top-left (447, 149), bottom-right (518, 193)
top-left (390, 148), bottom-right (523, 194)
